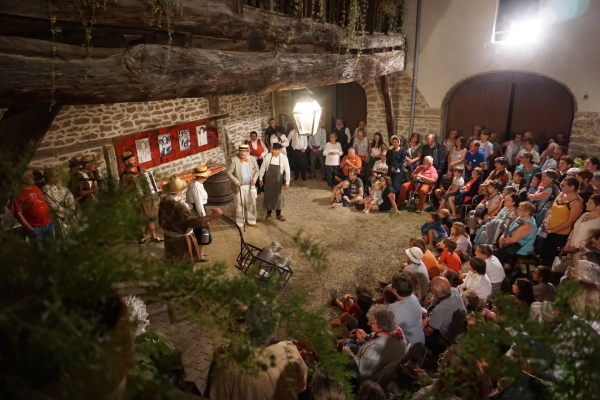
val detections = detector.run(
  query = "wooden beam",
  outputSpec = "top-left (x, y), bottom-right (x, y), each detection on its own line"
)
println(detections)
top-left (0, 105), bottom-right (62, 205)
top-left (0, 36), bottom-right (405, 107)
top-left (0, 0), bottom-right (404, 50)
top-left (379, 75), bottom-right (396, 140)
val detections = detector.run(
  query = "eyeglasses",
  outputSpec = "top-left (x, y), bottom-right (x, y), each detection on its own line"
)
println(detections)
top-left (367, 320), bottom-right (377, 325)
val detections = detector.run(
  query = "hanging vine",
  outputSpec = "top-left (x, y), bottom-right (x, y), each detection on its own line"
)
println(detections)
top-left (140, 0), bottom-right (181, 72)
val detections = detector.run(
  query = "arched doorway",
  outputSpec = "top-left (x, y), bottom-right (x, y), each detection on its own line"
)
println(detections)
top-left (443, 72), bottom-right (575, 144)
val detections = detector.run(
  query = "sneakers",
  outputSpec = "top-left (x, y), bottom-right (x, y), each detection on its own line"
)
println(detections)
top-left (154, 237), bottom-right (164, 243)
top-left (138, 238), bottom-right (147, 245)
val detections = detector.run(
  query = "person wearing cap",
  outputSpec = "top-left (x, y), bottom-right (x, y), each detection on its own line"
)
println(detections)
top-left (12, 169), bottom-right (55, 247)
top-left (158, 175), bottom-right (222, 262)
top-left (403, 246), bottom-right (430, 301)
top-left (386, 135), bottom-right (405, 192)
top-left (41, 166), bottom-right (77, 238)
top-left (187, 165), bottom-right (211, 261)
top-left (227, 144), bottom-right (260, 227)
top-left (259, 142), bottom-right (290, 221)
top-left (269, 129), bottom-right (289, 156)
top-left (74, 154), bottom-right (100, 205)
top-left (119, 151), bottom-right (162, 245)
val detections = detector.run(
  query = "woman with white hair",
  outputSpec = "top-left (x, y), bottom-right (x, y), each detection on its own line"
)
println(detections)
top-left (397, 155), bottom-right (439, 213)
top-left (347, 304), bottom-right (407, 383)
top-left (158, 175), bottom-right (222, 262)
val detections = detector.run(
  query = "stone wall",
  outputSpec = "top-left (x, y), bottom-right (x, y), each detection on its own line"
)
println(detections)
top-left (30, 93), bottom-right (272, 179)
top-left (361, 72), bottom-right (442, 142)
top-left (569, 112), bottom-right (600, 157)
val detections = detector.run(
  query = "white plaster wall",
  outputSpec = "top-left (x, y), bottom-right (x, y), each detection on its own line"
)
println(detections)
top-left (403, 0), bottom-right (600, 111)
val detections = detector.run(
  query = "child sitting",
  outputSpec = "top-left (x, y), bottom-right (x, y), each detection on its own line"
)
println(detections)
top-left (439, 208), bottom-right (454, 234)
top-left (421, 212), bottom-right (448, 247)
top-left (438, 238), bottom-right (462, 272)
top-left (449, 222), bottom-right (472, 261)
top-left (329, 180), bottom-right (351, 206)
top-left (363, 181), bottom-right (383, 213)
top-left (508, 169), bottom-right (528, 201)
top-left (437, 167), bottom-right (465, 212)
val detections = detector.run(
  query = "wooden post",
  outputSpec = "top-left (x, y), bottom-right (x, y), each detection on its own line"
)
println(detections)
top-left (233, 0), bottom-right (243, 14)
top-left (379, 75), bottom-right (395, 141)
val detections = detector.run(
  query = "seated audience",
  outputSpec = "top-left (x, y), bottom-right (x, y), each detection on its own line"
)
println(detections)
top-left (466, 180), bottom-right (504, 234)
top-left (577, 170), bottom-right (595, 203)
top-left (362, 181), bottom-right (382, 213)
top-left (481, 157), bottom-right (511, 191)
top-left (368, 150), bottom-right (389, 188)
top-left (562, 195), bottom-right (600, 263)
top-left (460, 257), bottom-right (492, 305)
top-left (557, 155), bottom-right (575, 183)
top-left (449, 222), bottom-right (472, 259)
top-left (495, 201), bottom-right (538, 274)
top-left (438, 208), bottom-right (453, 234)
top-left (343, 169), bottom-right (364, 206)
top-left (585, 156), bottom-right (600, 174)
top-left (421, 212), bottom-right (448, 247)
top-left (512, 278), bottom-right (536, 308)
top-left (447, 167), bottom-right (482, 219)
top-left (475, 244), bottom-right (505, 293)
top-left (404, 247), bottom-right (431, 300)
top-left (348, 304), bottom-right (407, 383)
top-left (329, 180), bottom-right (351, 205)
top-left (539, 176), bottom-right (583, 266)
top-left (335, 148), bottom-right (362, 183)
top-left (464, 140), bottom-right (486, 181)
top-left (397, 156), bottom-right (438, 213)
top-left (473, 193), bottom-right (519, 246)
top-left (330, 292), bottom-right (374, 334)
top-left (438, 238), bottom-right (462, 273)
top-left (515, 153), bottom-right (541, 184)
top-left (528, 169), bottom-right (561, 227)
top-left (424, 276), bottom-right (467, 355)
top-left (507, 169), bottom-right (528, 201)
top-left (517, 138), bottom-right (540, 164)
top-left (532, 266), bottom-right (556, 302)
top-left (366, 176), bottom-right (398, 213)
top-left (330, 285), bottom-right (372, 317)
top-left (357, 380), bottom-right (386, 400)
top-left (436, 167), bottom-right (464, 212)
top-left (364, 132), bottom-right (388, 184)
top-left (445, 136), bottom-right (467, 182)
top-left (389, 273), bottom-right (426, 345)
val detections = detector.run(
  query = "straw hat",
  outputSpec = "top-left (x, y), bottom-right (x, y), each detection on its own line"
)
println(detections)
top-left (192, 165), bottom-right (211, 178)
top-left (79, 154), bottom-right (95, 164)
top-left (405, 247), bottom-right (424, 264)
top-left (43, 167), bottom-right (61, 184)
top-left (238, 144), bottom-right (250, 151)
top-left (163, 175), bottom-right (188, 194)
top-left (121, 151), bottom-right (135, 162)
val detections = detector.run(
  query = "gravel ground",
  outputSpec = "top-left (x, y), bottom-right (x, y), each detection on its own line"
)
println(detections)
top-left (205, 176), bottom-right (426, 322)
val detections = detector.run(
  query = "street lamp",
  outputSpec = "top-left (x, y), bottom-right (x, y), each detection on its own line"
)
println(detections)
top-left (292, 92), bottom-right (322, 136)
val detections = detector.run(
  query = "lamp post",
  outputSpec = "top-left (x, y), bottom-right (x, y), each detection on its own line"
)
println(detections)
top-left (292, 93), bottom-right (322, 136)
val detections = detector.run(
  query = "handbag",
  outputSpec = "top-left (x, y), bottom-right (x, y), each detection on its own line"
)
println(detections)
top-left (551, 250), bottom-right (571, 273)
top-left (502, 242), bottom-right (522, 255)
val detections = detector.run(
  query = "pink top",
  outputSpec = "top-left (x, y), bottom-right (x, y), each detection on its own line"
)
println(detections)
top-left (413, 164), bottom-right (439, 182)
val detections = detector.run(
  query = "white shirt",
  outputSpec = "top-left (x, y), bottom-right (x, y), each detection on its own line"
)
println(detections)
top-left (258, 153), bottom-right (291, 184)
top-left (480, 141), bottom-right (494, 170)
top-left (323, 142), bottom-right (343, 166)
top-left (186, 180), bottom-right (208, 216)
top-left (287, 129), bottom-right (308, 151)
top-left (460, 272), bottom-right (492, 301)
top-left (249, 139), bottom-right (268, 158)
top-left (308, 128), bottom-right (327, 150)
top-left (484, 256), bottom-right (505, 284)
top-left (270, 134), bottom-right (289, 155)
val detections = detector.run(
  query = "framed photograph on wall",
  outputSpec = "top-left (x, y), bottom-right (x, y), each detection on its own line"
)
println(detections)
top-left (196, 125), bottom-right (208, 146)
top-left (158, 134), bottom-right (173, 157)
top-left (135, 138), bottom-right (152, 163)
top-left (178, 129), bottom-right (191, 151)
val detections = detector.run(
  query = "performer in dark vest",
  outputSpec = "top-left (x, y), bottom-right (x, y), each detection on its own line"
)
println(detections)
top-left (264, 117), bottom-right (284, 151)
top-left (247, 131), bottom-right (268, 194)
top-left (259, 143), bottom-right (291, 222)
top-left (333, 118), bottom-right (352, 155)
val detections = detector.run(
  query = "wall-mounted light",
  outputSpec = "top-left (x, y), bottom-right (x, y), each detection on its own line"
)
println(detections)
top-left (292, 90), bottom-right (322, 136)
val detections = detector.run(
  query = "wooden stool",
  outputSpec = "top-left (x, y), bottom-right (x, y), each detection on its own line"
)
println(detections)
top-left (516, 254), bottom-right (540, 283)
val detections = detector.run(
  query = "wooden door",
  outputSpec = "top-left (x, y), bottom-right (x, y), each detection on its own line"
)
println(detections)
top-left (336, 82), bottom-right (367, 134)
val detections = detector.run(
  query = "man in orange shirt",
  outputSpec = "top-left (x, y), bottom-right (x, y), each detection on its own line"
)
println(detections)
top-left (335, 147), bottom-right (362, 183)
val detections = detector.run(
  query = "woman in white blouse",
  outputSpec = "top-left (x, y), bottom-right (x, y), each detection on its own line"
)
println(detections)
top-left (323, 132), bottom-right (343, 189)
top-left (460, 256), bottom-right (492, 305)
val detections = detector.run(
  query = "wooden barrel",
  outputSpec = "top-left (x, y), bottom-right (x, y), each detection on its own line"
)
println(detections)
top-left (204, 170), bottom-right (234, 205)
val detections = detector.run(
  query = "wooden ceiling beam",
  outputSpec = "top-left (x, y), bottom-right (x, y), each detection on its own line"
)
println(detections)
top-left (0, 36), bottom-right (405, 107)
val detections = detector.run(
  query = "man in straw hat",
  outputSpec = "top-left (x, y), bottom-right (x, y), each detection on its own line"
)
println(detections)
top-left (158, 175), bottom-right (222, 262)
top-left (227, 144), bottom-right (259, 227)
top-left (41, 166), bottom-right (77, 238)
top-left (259, 142), bottom-right (290, 222)
top-left (119, 151), bottom-right (162, 245)
top-left (74, 154), bottom-right (100, 205)
top-left (186, 165), bottom-right (211, 262)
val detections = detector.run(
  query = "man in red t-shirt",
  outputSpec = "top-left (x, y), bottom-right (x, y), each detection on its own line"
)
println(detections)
top-left (12, 169), bottom-right (54, 246)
